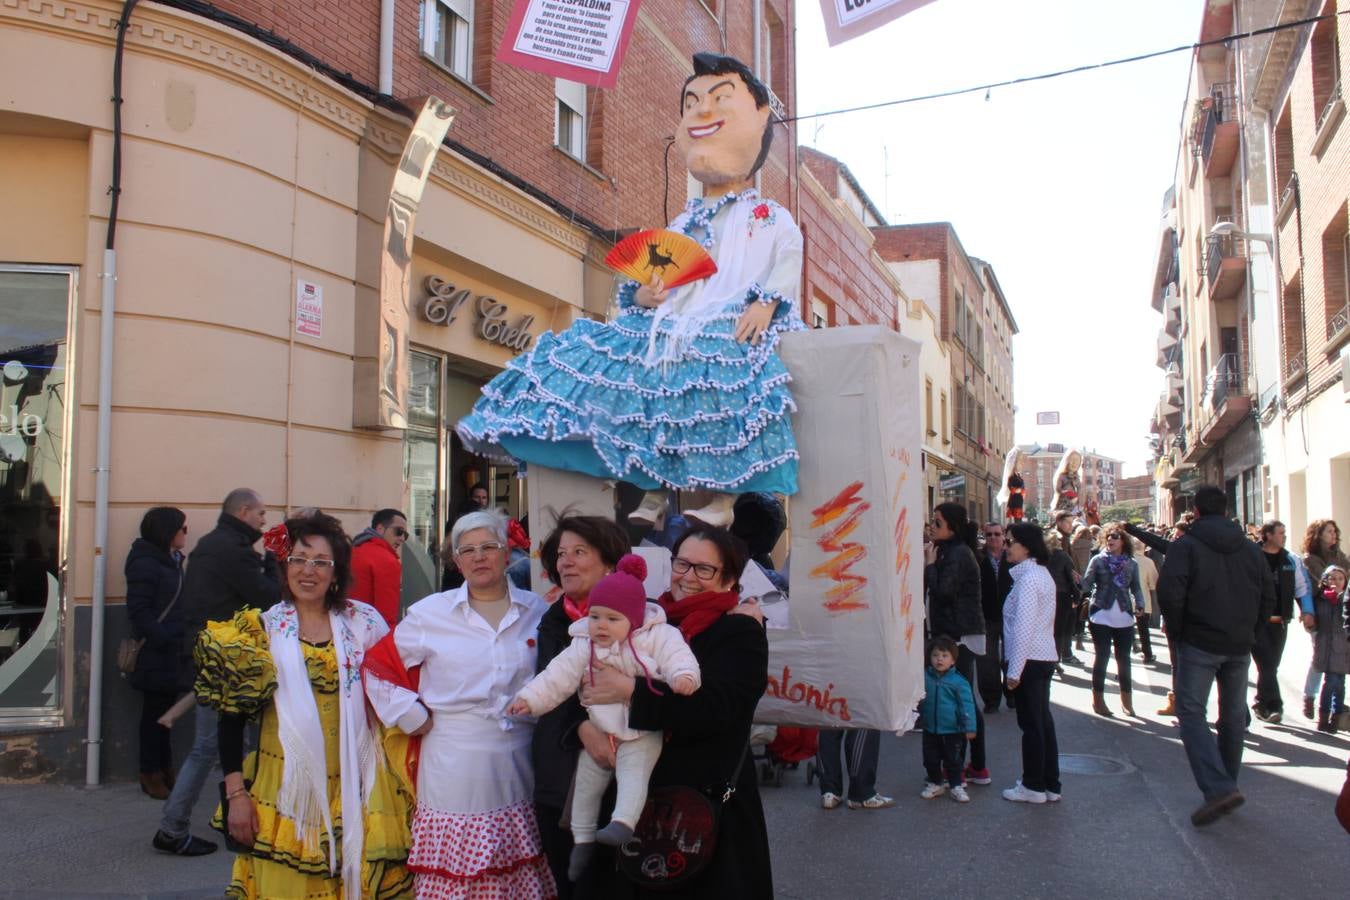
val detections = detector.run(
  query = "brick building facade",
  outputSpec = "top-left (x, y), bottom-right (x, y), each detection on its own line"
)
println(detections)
top-left (873, 224), bottom-right (1017, 524)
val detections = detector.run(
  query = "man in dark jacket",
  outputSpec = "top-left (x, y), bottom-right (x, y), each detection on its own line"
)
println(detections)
top-left (977, 523), bottom-right (1014, 712)
top-left (1251, 520), bottom-right (1312, 723)
top-left (152, 488), bottom-right (280, 856)
top-left (1157, 486), bottom-right (1276, 827)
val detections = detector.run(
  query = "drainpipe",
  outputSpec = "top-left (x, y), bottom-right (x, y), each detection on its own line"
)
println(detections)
top-left (88, 0), bottom-right (138, 786)
top-left (379, 0), bottom-right (394, 95)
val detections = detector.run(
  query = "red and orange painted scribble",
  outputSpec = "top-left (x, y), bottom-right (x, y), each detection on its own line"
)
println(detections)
top-left (809, 481), bottom-right (871, 612)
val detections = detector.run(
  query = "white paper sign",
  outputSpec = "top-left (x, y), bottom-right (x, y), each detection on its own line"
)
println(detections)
top-left (296, 279), bottom-right (323, 338)
top-left (819, 0), bottom-right (938, 47)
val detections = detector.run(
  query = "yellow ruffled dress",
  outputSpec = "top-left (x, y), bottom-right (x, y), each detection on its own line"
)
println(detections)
top-left (195, 609), bottom-right (414, 900)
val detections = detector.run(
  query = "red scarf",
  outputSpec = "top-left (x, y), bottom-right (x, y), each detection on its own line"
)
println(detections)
top-left (563, 595), bottom-right (589, 622)
top-left (361, 633), bottom-right (422, 785)
top-left (658, 589), bottom-right (739, 641)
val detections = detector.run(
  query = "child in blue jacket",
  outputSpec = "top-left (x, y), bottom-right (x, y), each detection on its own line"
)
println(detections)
top-left (921, 636), bottom-right (978, 802)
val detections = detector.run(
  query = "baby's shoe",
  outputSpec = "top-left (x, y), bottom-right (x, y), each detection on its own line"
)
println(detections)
top-left (596, 819), bottom-right (634, 847)
top-left (568, 843), bottom-right (595, 882)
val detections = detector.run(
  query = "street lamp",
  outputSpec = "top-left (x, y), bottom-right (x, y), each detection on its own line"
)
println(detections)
top-left (1209, 220), bottom-right (1274, 248)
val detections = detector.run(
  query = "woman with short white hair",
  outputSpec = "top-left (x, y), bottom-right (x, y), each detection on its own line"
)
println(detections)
top-left (365, 509), bottom-right (556, 898)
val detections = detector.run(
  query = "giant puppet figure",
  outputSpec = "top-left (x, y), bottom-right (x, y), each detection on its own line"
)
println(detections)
top-left (996, 447), bottom-right (1026, 522)
top-left (1051, 448), bottom-right (1084, 516)
top-left (457, 54), bottom-right (803, 527)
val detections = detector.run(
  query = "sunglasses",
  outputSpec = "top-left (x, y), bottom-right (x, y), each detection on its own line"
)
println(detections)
top-left (391, 527), bottom-right (408, 538)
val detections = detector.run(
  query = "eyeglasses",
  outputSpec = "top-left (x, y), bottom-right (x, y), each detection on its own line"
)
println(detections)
top-left (390, 527), bottom-right (408, 538)
top-left (1107, 534), bottom-right (1123, 541)
top-left (671, 557), bottom-right (721, 579)
top-left (287, 556), bottom-right (335, 570)
top-left (455, 541), bottom-right (505, 558)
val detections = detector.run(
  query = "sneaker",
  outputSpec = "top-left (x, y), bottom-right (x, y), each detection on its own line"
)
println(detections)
top-left (919, 782), bottom-right (946, 800)
top-left (847, 793), bottom-right (896, 809)
top-left (964, 765), bottom-right (992, 785)
top-left (950, 784), bottom-right (971, 803)
top-left (1045, 790), bottom-right (1062, 802)
top-left (1267, 709), bottom-right (1283, 724)
top-left (151, 830), bottom-right (218, 856)
top-left (1252, 702), bottom-right (1273, 723)
top-left (1190, 790), bottom-right (1244, 827)
top-left (821, 792), bottom-right (843, 809)
top-left (1001, 783), bottom-right (1047, 804)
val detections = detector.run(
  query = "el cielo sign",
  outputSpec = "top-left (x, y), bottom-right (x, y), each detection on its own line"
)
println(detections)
top-left (421, 275), bottom-right (536, 352)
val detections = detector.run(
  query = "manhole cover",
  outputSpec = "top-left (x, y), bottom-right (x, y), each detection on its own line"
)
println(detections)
top-left (1058, 754), bottom-right (1131, 775)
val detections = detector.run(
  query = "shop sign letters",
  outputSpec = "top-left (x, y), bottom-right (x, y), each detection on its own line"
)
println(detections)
top-left (422, 275), bottom-right (536, 352)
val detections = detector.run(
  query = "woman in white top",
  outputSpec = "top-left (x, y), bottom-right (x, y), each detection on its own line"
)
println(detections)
top-left (1081, 525), bottom-right (1146, 718)
top-left (1001, 523), bottom-right (1062, 805)
top-left (364, 510), bottom-right (556, 899)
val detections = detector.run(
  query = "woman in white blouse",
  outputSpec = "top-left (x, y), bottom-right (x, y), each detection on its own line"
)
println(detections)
top-left (1001, 523), bottom-right (1062, 806)
top-left (365, 510), bottom-right (556, 899)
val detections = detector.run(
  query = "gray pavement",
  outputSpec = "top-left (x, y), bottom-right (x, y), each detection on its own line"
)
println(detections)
top-left (2, 625), bottom-right (1347, 898)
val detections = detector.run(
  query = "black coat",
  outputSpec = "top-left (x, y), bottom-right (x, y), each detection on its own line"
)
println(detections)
top-left (978, 550), bottom-right (1013, 628)
top-left (1046, 549), bottom-right (1080, 602)
top-left (926, 540), bottom-right (985, 640)
top-left (1157, 515), bottom-right (1277, 656)
top-left (124, 538), bottom-right (185, 693)
top-left (532, 600), bottom-right (588, 810)
top-left (177, 514), bottom-right (280, 688)
top-left (609, 613), bottom-right (773, 899)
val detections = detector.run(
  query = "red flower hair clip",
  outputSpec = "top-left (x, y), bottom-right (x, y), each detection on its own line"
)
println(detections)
top-left (262, 523), bottom-right (291, 560)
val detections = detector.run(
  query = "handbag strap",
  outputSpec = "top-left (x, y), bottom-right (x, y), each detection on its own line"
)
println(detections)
top-left (154, 559), bottom-right (185, 625)
top-left (718, 743), bottom-right (751, 804)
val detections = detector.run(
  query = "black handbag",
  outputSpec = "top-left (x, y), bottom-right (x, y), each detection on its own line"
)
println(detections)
top-left (617, 746), bottom-right (748, 890)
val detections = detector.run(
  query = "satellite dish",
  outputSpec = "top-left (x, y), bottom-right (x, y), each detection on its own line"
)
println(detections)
top-left (2, 360), bottom-right (28, 383)
top-left (0, 434), bottom-right (26, 462)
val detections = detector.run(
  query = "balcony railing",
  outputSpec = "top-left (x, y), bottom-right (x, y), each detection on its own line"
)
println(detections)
top-left (1205, 232), bottom-right (1245, 286)
top-left (1285, 348), bottom-right (1306, 382)
top-left (1201, 353), bottom-right (1246, 411)
top-left (1329, 301), bottom-right (1350, 341)
top-left (1317, 80), bottom-right (1343, 134)
top-left (1198, 82), bottom-right (1237, 165)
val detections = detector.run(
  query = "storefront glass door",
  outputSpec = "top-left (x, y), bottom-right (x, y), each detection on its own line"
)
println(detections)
top-left (0, 266), bottom-right (74, 721)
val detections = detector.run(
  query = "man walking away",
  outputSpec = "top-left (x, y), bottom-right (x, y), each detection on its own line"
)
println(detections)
top-left (1157, 486), bottom-right (1276, 827)
top-left (977, 523), bottom-right (1014, 712)
top-left (151, 488), bottom-right (280, 856)
top-left (1252, 520), bottom-right (1312, 724)
top-left (350, 507), bottom-right (408, 628)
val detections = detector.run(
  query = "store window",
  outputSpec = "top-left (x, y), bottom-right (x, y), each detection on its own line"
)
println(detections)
top-left (0, 265), bottom-right (74, 722)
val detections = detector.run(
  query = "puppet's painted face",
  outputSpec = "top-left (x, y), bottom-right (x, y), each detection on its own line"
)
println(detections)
top-left (1066, 451), bottom-right (1082, 471)
top-left (676, 72), bottom-right (769, 189)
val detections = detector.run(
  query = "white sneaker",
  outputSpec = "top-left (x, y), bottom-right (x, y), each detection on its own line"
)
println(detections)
top-left (919, 782), bottom-right (946, 800)
top-left (1002, 783), bottom-right (1047, 804)
top-left (821, 792), bottom-right (843, 809)
top-left (1046, 790), bottom-right (1062, 802)
top-left (950, 785), bottom-right (971, 803)
top-left (847, 793), bottom-right (896, 809)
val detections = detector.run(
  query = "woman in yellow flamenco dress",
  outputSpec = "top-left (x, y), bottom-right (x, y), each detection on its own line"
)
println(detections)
top-left (194, 511), bottom-right (414, 899)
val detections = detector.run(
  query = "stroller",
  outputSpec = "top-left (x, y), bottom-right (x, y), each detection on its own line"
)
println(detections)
top-left (750, 724), bottom-right (819, 787)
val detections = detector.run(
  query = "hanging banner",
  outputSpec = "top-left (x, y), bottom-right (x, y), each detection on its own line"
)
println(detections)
top-left (497, 0), bottom-right (641, 88)
top-left (818, 0), bottom-right (938, 47)
top-left (295, 279), bottom-right (323, 338)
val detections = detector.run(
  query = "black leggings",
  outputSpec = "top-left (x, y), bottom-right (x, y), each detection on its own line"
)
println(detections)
top-left (1089, 622), bottom-right (1134, 694)
top-left (138, 690), bottom-right (176, 774)
top-left (1136, 616), bottom-right (1154, 659)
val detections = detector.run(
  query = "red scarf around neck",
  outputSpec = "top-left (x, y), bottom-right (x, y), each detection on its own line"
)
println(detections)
top-left (658, 589), bottom-right (739, 641)
top-left (563, 595), bottom-right (589, 622)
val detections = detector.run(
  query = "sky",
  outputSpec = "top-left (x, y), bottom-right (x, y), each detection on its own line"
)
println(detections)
top-left (793, 0), bottom-right (1203, 476)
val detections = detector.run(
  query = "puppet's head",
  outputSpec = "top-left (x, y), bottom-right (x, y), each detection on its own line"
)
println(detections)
top-left (677, 53), bottom-right (774, 191)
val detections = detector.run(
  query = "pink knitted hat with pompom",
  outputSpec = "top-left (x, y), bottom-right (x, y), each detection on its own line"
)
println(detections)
top-left (587, 553), bottom-right (649, 630)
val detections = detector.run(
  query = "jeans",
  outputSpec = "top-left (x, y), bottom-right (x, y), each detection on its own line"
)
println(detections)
top-left (1054, 594), bottom-right (1077, 660)
top-left (158, 703), bottom-right (219, 838)
top-left (1013, 660), bottom-right (1060, 794)
top-left (1251, 621), bottom-right (1288, 712)
top-left (138, 690), bottom-right (176, 775)
top-left (1320, 673), bottom-right (1346, 718)
top-left (1089, 621), bottom-right (1135, 694)
top-left (816, 728), bottom-right (880, 801)
top-left (1175, 642), bottom-right (1249, 801)
top-left (922, 732), bottom-right (966, 787)
top-left (977, 626), bottom-right (1007, 710)
top-left (953, 645), bottom-right (987, 770)
top-left (1306, 661), bottom-right (1323, 701)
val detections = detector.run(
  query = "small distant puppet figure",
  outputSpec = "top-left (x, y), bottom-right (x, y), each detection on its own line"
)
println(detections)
top-left (996, 448), bottom-right (1026, 522)
top-left (1051, 449), bottom-right (1083, 516)
top-left (456, 53), bottom-right (803, 530)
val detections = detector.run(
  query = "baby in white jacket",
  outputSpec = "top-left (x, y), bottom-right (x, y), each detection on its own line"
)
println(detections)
top-left (507, 554), bottom-right (700, 881)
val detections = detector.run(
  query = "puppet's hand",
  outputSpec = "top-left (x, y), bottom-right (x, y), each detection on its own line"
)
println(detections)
top-left (735, 302), bottom-right (775, 344)
top-left (635, 276), bottom-right (669, 308)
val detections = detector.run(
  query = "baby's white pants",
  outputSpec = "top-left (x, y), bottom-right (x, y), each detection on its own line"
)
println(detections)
top-left (570, 729), bottom-right (663, 842)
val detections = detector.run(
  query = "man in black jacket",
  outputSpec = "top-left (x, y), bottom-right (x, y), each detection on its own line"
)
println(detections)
top-left (1251, 520), bottom-right (1312, 723)
top-left (1157, 486), bottom-right (1276, 827)
top-left (152, 488), bottom-right (280, 856)
top-left (977, 523), bottom-right (1014, 712)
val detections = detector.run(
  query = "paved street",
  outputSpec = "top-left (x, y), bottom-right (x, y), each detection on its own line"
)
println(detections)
top-left (3, 627), bottom-right (1347, 899)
